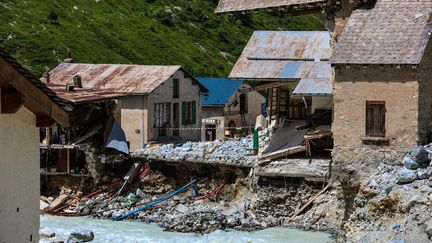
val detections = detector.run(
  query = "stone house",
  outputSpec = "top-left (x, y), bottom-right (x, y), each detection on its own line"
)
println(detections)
top-left (47, 63), bottom-right (208, 151)
top-left (198, 77), bottom-right (266, 141)
top-left (0, 49), bottom-right (70, 242)
top-left (330, 1), bottom-right (432, 174)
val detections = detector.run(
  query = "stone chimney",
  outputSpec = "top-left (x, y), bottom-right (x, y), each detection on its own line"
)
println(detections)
top-left (73, 75), bottom-right (82, 88)
top-left (64, 48), bottom-right (74, 63)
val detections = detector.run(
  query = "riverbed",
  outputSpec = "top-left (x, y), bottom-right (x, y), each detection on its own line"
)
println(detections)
top-left (40, 215), bottom-right (333, 242)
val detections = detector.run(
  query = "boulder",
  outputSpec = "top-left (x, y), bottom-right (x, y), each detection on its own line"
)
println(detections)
top-left (427, 180), bottom-right (432, 188)
top-left (136, 188), bottom-right (145, 199)
top-left (39, 236), bottom-right (68, 243)
top-left (402, 156), bottom-right (419, 170)
top-left (417, 168), bottom-right (432, 180)
top-left (425, 220), bottom-right (432, 238)
top-left (396, 168), bottom-right (417, 184)
top-left (410, 146), bottom-right (430, 165)
top-left (176, 204), bottom-right (189, 214)
top-left (70, 229), bottom-right (94, 242)
top-left (40, 227), bottom-right (56, 238)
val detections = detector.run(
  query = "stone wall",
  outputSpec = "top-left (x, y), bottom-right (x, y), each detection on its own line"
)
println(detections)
top-left (332, 65), bottom-right (419, 174)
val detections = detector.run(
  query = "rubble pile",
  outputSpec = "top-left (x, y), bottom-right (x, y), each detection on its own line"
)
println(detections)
top-left (134, 137), bottom-right (256, 167)
top-left (291, 145), bottom-right (432, 242)
top-left (41, 172), bottom-right (324, 234)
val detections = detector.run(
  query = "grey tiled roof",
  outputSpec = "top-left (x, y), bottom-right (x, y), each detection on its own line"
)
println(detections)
top-left (330, 1), bottom-right (432, 64)
top-left (215, 0), bottom-right (325, 13)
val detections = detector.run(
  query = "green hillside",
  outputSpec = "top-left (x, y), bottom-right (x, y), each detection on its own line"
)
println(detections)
top-left (0, 0), bottom-right (324, 77)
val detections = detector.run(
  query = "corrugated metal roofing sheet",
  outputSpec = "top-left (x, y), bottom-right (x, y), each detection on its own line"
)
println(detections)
top-left (45, 83), bottom-right (126, 104)
top-left (215, 0), bottom-right (325, 13)
top-left (197, 78), bottom-right (243, 106)
top-left (330, 1), bottom-right (432, 64)
top-left (229, 31), bottom-right (332, 80)
top-left (292, 78), bottom-right (332, 96)
top-left (48, 63), bottom-right (207, 94)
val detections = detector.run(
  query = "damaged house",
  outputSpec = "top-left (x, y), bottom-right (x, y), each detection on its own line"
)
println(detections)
top-left (330, 1), bottom-right (432, 174)
top-left (198, 77), bottom-right (266, 141)
top-left (47, 63), bottom-right (208, 151)
top-left (0, 49), bottom-right (70, 242)
top-left (229, 30), bottom-right (333, 161)
top-left (39, 79), bottom-right (128, 184)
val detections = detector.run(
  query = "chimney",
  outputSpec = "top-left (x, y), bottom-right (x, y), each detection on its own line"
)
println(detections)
top-left (73, 75), bottom-right (82, 88)
top-left (43, 72), bottom-right (50, 83)
top-left (66, 84), bottom-right (75, 91)
top-left (64, 48), bottom-right (74, 63)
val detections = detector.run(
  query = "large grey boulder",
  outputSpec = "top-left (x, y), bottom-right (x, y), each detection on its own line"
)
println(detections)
top-left (402, 156), bottom-right (419, 170)
top-left (70, 229), bottom-right (94, 242)
top-left (417, 168), bottom-right (432, 180)
top-left (40, 227), bottom-right (56, 238)
top-left (396, 168), bottom-right (417, 183)
top-left (410, 146), bottom-right (430, 165)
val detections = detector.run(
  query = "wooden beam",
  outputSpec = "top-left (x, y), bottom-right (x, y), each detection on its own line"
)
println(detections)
top-left (0, 57), bottom-right (69, 126)
top-left (259, 145), bottom-right (306, 161)
top-left (36, 115), bottom-right (56, 127)
top-left (1, 89), bottom-right (24, 114)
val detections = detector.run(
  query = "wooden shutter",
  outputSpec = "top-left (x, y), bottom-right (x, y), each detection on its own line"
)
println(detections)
top-left (173, 79), bottom-right (179, 98)
top-left (181, 102), bottom-right (186, 126)
top-left (366, 101), bottom-right (385, 137)
top-left (191, 101), bottom-right (196, 124)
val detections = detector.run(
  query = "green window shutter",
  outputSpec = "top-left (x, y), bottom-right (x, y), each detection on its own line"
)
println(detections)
top-left (181, 102), bottom-right (187, 126)
top-left (173, 79), bottom-right (179, 98)
top-left (191, 101), bottom-right (196, 124)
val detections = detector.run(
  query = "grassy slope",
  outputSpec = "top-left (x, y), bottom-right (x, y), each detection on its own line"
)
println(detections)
top-left (0, 0), bottom-right (324, 77)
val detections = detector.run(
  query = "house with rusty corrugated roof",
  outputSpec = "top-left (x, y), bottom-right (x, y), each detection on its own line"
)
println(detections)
top-left (0, 49), bottom-right (69, 243)
top-left (47, 63), bottom-right (208, 151)
top-left (229, 30), bottom-right (333, 160)
top-left (330, 1), bottom-right (432, 174)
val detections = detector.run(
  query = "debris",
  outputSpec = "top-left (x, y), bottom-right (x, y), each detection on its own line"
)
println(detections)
top-left (402, 156), bottom-right (419, 170)
top-left (47, 194), bottom-right (69, 212)
top-left (70, 229), bottom-right (94, 242)
top-left (40, 227), bottom-right (56, 238)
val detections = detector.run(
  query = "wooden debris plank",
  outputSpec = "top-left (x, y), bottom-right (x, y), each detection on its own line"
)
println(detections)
top-left (304, 131), bottom-right (333, 140)
top-left (259, 145), bottom-right (306, 161)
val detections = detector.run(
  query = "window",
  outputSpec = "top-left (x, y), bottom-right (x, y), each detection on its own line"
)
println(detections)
top-left (173, 78), bottom-right (179, 98)
top-left (366, 101), bottom-right (386, 137)
top-left (182, 101), bottom-right (196, 125)
top-left (154, 103), bottom-right (171, 136)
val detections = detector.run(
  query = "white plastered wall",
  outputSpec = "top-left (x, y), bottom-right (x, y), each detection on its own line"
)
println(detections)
top-left (0, 106), bottom-right (39, 243)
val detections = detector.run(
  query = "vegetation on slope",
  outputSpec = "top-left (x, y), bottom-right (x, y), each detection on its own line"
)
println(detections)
top-left (0, 0), bottom-right (324, 77)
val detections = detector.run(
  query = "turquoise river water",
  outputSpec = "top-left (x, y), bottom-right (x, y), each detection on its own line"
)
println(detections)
top-left (40, 215), bottom-right (333, 243)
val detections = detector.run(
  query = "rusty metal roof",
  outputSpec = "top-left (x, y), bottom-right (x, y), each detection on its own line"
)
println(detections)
top-left (215, 0), bottom-right (325, 13)
top-left (229, 31), bottom-right (332, 80)
top-left (292, 78), bottom-right (332, 96)
top-left (48, 63), bottom-right (208, 94)
top-left (331, 1), bottom-right (432, 64)
top-left (45, 83), bottom-right (126, 104)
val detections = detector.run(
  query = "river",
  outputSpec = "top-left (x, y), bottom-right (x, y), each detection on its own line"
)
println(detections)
top-left (40, 215), bottom-right (332, 242)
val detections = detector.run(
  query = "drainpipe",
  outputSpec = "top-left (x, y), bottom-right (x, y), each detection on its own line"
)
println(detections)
top-left (141, 96), bottom-right (145, 149)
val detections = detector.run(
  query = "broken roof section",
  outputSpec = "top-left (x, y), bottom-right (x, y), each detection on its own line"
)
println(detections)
top-left (45, 83), bottom-right (126, 104)
top-left (331, 1), bottom-right (432, 64)
top-left (215, 0), bottom-right (325, 13)
top-left (230, 31), bottom-right (332, 96)
top-left (197, 78), bottom-right (243, 106)
top-left (48, 63), bottom-right (208, 94)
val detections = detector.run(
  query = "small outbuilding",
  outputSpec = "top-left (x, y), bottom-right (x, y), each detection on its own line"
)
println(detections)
top-left (198, 77), bottom-right (266, 141)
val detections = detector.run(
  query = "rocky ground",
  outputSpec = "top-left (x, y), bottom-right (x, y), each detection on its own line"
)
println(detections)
top-left (133, 137), bottom-right (256, 167)
top-left (288, 145), bottom-right (432, 242)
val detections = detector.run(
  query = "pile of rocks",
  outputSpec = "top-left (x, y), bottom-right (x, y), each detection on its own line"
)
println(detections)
top-left (397, 145), bottom-right (432, 184)
top-left (134, 137), bottom-right (256, 167)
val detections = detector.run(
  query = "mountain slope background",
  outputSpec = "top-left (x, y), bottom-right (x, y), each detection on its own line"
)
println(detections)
top-left (0, 0), bottom-right (324, 77)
